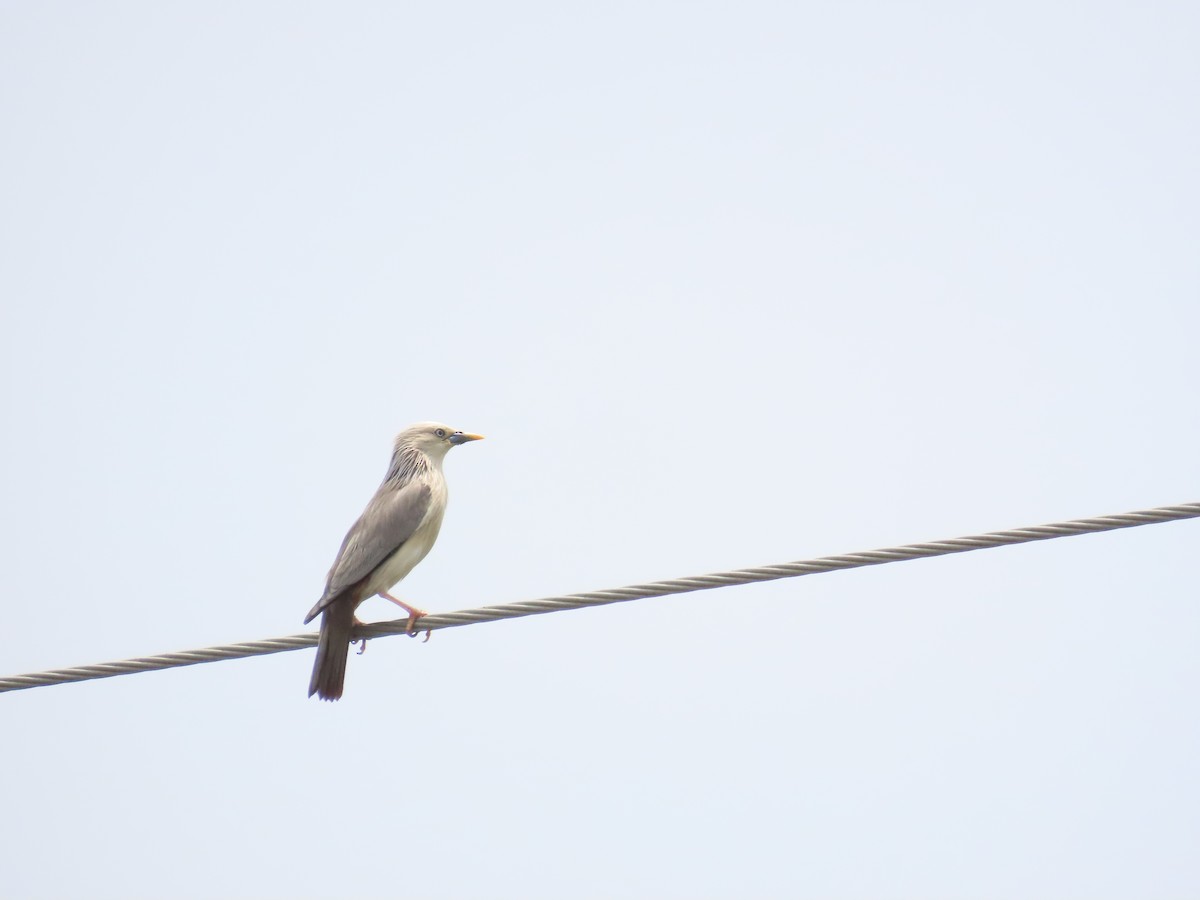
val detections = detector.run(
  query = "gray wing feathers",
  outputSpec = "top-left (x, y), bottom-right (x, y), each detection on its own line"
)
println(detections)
top-left (304, 480), bottom-right (433, 622)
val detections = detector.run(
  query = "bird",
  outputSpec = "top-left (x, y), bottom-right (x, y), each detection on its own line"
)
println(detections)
top-left (304, 421), bottom-right (484, 700)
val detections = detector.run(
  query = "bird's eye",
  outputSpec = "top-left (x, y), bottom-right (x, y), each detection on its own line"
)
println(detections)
top-left (436, 428), bottom-right (447, 438)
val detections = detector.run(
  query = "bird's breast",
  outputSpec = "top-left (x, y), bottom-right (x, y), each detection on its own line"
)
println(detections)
top-left (364, 483), bottom-right (448, 596)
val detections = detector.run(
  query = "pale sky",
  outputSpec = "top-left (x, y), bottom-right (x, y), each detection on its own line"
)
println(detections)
top-left (2, 3), bottom-right (1199, 898)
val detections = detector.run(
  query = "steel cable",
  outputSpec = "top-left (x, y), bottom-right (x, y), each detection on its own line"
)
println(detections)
top-left (2, 501), bottom-right (1196, 694)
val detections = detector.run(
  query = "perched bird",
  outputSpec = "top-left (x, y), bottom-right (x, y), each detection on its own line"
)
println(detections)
top-left (305, 422), bottom-right (483, 700)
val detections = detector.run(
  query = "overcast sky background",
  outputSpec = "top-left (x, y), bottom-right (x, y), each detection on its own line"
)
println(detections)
top-left (2, 3), bottom-right (1198, 898)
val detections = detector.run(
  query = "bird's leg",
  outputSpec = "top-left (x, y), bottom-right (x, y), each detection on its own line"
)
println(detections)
top-left (379, 591), bottom-right (427, 621)
top-left (379, 592), bottom-right (432, 641)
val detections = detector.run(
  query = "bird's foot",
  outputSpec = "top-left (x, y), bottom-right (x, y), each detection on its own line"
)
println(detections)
top-left (353, 616), bottom-right (368, 655)
top-left (404, 612), bottom-right (432, 642)
top-left (379, 591), bottom-right (431, 641)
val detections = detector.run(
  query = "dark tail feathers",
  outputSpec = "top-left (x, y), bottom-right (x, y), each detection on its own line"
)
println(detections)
top-left (308, 602), bottom-right (355, 700)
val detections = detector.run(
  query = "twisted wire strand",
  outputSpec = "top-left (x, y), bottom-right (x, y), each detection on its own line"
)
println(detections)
top-left (3, 501), bottom-right (1197, 694)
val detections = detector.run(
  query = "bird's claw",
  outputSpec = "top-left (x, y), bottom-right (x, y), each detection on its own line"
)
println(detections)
top-left (353, 616), bottom-right (368, 655)
top-left (404, 613), bottom-right (432, 643)
top-left (406, 625), bottom-right (433, 643)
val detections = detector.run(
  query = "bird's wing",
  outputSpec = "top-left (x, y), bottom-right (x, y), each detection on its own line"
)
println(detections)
top-left (304, 479), bottom-right (433, 623)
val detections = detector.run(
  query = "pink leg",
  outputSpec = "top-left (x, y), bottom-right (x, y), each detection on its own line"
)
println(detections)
top-left (380, 592), bottom-right (432, 640)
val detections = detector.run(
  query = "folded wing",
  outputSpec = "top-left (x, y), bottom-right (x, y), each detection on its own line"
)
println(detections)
top-left (303, 480), bottom-right (433, 623)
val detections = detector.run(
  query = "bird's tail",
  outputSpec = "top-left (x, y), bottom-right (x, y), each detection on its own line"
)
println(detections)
top-left (308, 602), bottom-right (355, 701)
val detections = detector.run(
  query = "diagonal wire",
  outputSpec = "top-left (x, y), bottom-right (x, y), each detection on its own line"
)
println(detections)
top-left (2, 501), bottom-right (1197, 694)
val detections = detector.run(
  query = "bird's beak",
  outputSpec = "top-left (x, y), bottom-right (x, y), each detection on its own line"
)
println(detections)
top-left (449, 432), bottom-right (484, 445)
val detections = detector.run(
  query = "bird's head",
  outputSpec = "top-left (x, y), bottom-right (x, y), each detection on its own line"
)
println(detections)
top-left (396, 421), bottom-right (485, 461)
